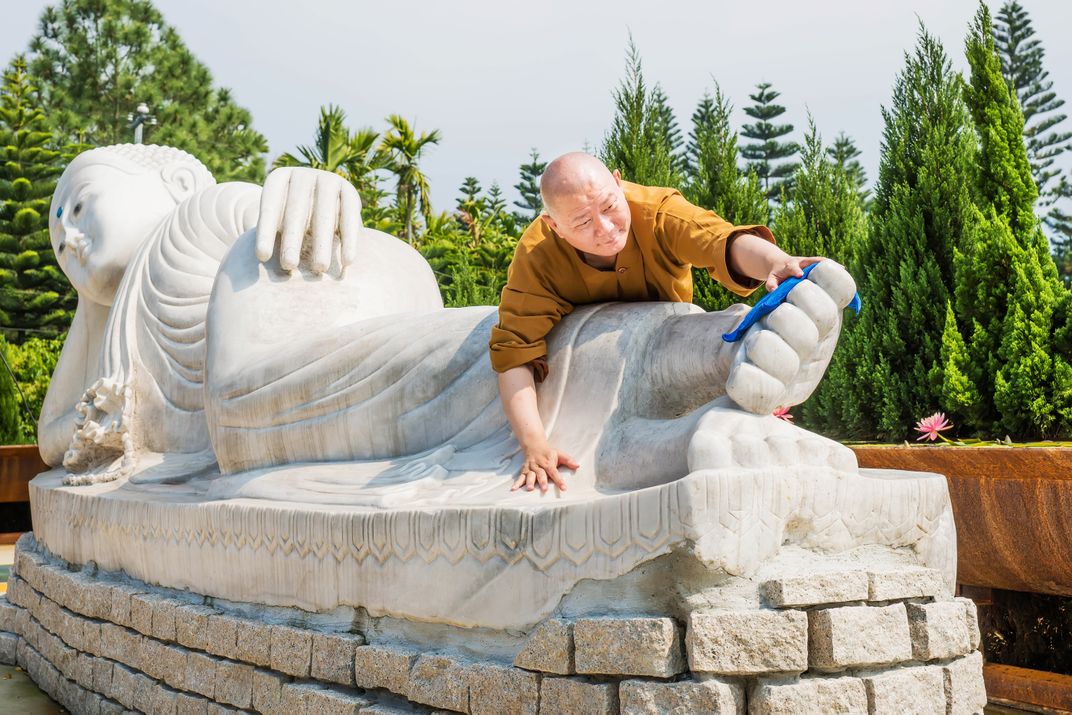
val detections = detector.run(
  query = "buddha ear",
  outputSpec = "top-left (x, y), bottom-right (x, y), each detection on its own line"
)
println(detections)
top-left (160, 165), bottom-right (200, 203)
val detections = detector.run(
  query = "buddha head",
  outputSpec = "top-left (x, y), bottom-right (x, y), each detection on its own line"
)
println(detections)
top-left (49, 144), bottom-right (214, 306)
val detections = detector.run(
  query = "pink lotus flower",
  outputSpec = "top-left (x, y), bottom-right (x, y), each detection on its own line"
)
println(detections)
top-left (915, 412), bottom-right (953, 441)
top-left (772, 406), bottom-right (793, 422)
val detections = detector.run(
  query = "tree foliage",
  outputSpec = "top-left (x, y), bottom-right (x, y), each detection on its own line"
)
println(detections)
top-left (683, 86), bottom-right (768, 311)
top-left (817, 26), bottom-right (977, 440)
top-left (513, 148), bottom-right (546, 223)
top-left (26, 0), bottom-right (268, 182)
top-left (993, 0), bottom-right (1072, 262)
top-left (0, 56), bottom-right (74, 340)
top-left (740, 82), bottom-right (799, 205)
top-left (600, 36), bottom-right (684, 189)
top-left (941, 2), bottom-right (1072, 438)
top-left (273, 105), bottom-right (388, 225)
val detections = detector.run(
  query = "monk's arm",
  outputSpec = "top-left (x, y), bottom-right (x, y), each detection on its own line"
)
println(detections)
top-left (728, 233), bottom-right (823, 292)
top-left (498, 366), bottom-right (578, 492)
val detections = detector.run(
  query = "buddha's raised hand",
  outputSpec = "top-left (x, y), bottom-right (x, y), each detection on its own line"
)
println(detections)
top-left (255, 167), bottom-right (362, 274)
top-left (725, 260), bottom-right (858, 415)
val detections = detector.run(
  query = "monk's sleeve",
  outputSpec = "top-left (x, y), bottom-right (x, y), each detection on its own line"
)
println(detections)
top-left (489, 246), bottom-right (574, 373)
top-left (655, 192), bottom-right (776, 297)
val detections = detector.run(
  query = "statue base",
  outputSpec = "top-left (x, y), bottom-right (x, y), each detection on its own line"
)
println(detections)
top-left (2, 533), bottom-right (986, 714)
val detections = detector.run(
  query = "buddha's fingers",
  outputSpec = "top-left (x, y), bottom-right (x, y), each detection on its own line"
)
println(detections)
top-left (806, 260), bottom-right (857, 310)
top-left (255, 169), bottom-right (288, 262)
top-left (309, 178), bottom-right (340, 275)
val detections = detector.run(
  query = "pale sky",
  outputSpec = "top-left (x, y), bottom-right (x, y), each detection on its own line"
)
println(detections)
top-left (3, 1), bottom-right (1071, 211)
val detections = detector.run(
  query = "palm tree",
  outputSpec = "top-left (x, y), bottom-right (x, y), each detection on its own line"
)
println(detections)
top-left (273, 105), bottom-right (385, 212)
top-left (379, 114), bottom-right (441, 244)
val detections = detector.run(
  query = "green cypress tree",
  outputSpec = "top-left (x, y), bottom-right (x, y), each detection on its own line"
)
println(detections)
top-left (513, 148), bottom-right (546, 223)
top-left (683, 87), bottom-right (769, 311)
top-left (772, 118), bottom-right (866, 263)
top-left (0, 56), bottom-right (73, 341)
top-left (774, 119), bottom-right (868, 431)
top-left (740, 82), bottom-right (799, 206)
top-left (26, 0), bottom-right (268, 182)
top-left (600, 36), bottom-right (683, 189)
top-left (826, 131), bottom-right (870, 204)
top-left (949, 3), bottom-right (1070, 438)
top-left (993, 0), bottom-right (1072, 257)
top-left (820, 25), bottom-right (977, 440)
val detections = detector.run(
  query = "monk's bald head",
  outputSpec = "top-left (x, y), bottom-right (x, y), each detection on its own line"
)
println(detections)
top-left (540, 153), bottom-right (618, 217)
top-left (537, 152), bottom-right (631, 259)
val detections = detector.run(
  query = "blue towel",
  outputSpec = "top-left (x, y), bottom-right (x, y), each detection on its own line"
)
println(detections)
top-left (722, 263), bottom-right (862, 343)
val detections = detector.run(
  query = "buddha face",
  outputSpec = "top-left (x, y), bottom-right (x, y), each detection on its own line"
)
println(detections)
top-left (50, 159), bottom-right (179, 307)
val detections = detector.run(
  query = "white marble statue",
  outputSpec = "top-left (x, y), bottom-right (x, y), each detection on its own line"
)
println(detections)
top-left (29, 144), bottom-right (958, 630)
top-left (41, 143), bottom-right (857, 492)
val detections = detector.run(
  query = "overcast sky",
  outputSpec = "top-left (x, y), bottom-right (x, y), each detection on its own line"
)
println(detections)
top-left (3, 1), bottom-right (1071, 211)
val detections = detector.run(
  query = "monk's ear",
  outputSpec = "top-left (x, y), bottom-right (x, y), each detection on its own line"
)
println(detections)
top-left (612, 169), bottom-right (622, 185)
top-left (544, 214), bottom-right (560, 233)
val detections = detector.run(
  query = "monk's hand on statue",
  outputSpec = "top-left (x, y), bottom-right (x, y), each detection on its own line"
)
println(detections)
top-left (511, 442), bottom-right (579, 493)
top-left (256, 167), bottom-right (362, 274)
top-left (764, 256), bottom-right (824, 292)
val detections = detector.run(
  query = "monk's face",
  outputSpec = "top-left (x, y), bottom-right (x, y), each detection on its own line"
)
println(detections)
top-left (50, 161), bottom-right (176, 306)
top-left (545, 168), bottom-right (631, 258)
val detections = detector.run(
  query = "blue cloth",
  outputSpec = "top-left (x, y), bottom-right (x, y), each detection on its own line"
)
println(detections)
top-left (721, 263), bottom-right (862, 343)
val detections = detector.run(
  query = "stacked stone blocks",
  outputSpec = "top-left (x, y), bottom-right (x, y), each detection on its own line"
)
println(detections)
top-left (0, 535), bottom-right (986, 714)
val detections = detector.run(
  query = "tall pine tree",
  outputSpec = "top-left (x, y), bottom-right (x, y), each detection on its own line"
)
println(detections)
top-left (683, 86), bottom-right (768, 311)
top-left (942, 3), bottom-right (1071, 438)
top-left (513, 149), bottom-right (546, 223)
top-left (740, 82), bottom-right (799, 206)
top-left (600, 37), bottom-right (683, 189)
top-left (993, 0), bottom-right (1072, 259)
top-left (0, 56), bottom-right (74, 341)
top-left (818, 26), bottom-right (977, 440)
top-left (826, 132), bottom-right (870, 204)
top-left (26, 0), bottom-right (268, 182)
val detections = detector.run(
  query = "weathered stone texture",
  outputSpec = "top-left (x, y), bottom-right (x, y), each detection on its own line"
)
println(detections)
top-left (151, 598), bottom-right (181, 642)
top-left (863, 666), bottom-right (946, 715)
top-left (574, 617), bottom-right (684, 678)
top-left (215, 659), bottom-right (254, 709)
top-left (907, 601), bottom-right (971, 661)
top-left (468, 662), bottom-right (539, 715)
top-left (148, 682), bottom-right (181, 715)
top-left (867, 568), bottom-right (944, 602)
top-left (539, 677), bottom-right (618, 715)
top-left (943, 651), bottom-right (986, 715)
top-left (0, 596), bottom-right (19, 631)
top-left (130, 593), bottom-right (155, 636)
top-left (252, 667), bottom-right (289, 714)
top-left (353, 644), bottom-right (418, 694)
top-left (0, 631), bottom-right (17, 664)
top-left (687, 610), bottom-right (808, 675)
top-left (270, 624), bottom-right (313, 677)
top-left (175, 691), bottom-right (211, 715)
top-left (761, 572), bottom-right (870, 608)
top-left (809, 604), bottom-right (912, 671)
top-left (407, 654), bottom-right (470, 712)
top-left (235, 618), bottom-right (273, 668)
top-left (956, 597), bottom-right (981, 651)
top-left (175, 604), bottom-right (216, 652)
top-left (620, 678), bottom-right (744, 714)
top-left (513, 618), bottom-right (574, 675)
top-left (109, 584), bottom-right (140, 628)
top-left (185, 651), bottom-right (219, 699)
top-left (206, 613), bottom-right (241, 660)
top-left (311, 632), bottom-right (362, 686)
top-left (750, 676), bottom-right (867, 715)
top-left (305, 685), bottom-right (372, 714)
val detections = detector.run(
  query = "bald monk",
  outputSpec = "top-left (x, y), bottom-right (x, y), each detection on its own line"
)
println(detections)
top-left (491, 152), bottom-right (824, 493)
